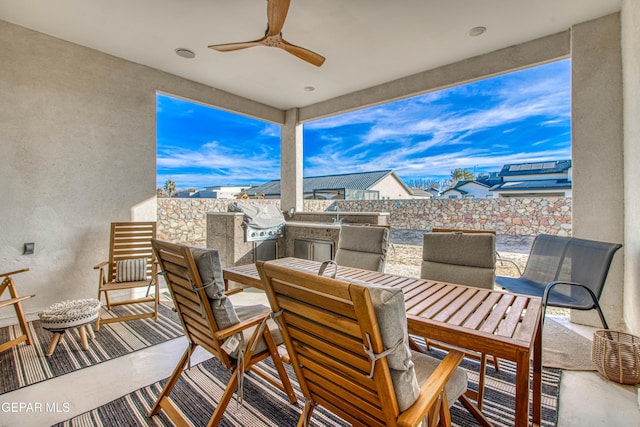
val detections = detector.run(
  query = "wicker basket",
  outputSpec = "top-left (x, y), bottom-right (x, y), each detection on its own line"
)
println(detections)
top-left (591, 330), bottom-right (640, 384)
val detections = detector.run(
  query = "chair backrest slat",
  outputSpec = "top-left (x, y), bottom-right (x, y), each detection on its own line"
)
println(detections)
top-left (108, 222), bottom-right (156, 281)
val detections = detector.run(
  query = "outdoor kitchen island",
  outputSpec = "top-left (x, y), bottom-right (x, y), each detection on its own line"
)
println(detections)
top-left (205, 207), bottom-right (389, 269)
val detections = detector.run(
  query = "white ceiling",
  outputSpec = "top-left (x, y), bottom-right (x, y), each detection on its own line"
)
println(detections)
top-left (0, 0), bottom-right (621, 110)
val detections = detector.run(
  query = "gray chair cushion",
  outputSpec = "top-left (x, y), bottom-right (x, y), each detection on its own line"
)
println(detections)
top-left (420, 261), bottom-right (496, 289)
top-left (367, 285), bottom-right (419, 412)
top-left (421, 233), bottom-right (496, 289)
top-left (422, 233), bottom-right (495, 268)
top-left (190, 247), bottom-right (226, 298)
top-left (411, 349), bottom-right (468, 405)
top-left (189, 247), bottom-right (240, 330)
top-left (335, 225), bottom-right (389, 272)
top-left (336, 250), bottom-right (386, 272)
top-left (235, 304), bottom-right (283, 356)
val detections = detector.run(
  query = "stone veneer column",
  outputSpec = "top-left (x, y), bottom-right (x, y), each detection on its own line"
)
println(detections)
top-left (281, 108), bottom-right (303, 214)
top-left (571, 13), bottom-right (624, 328)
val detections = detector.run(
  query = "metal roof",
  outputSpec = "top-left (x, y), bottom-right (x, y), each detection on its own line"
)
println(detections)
top-left (499, 159), bottom-right (572, 177)
top-left (248, 170), bottom-right (397, 196)
top-left (491, 179), bottom-right (572, 191)
top-left (454, 180), bottom-right (491, 189)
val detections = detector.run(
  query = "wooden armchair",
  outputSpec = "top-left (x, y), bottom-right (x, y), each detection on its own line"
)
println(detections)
top-left (0, 268), bottom-right (35, 353)
top-left (420, 230), bottom-right (498, 418)
top-left (257, 260), bottom-right (467, 427)
top-left (150, 240), bottom-right (297, 426)
top-left (94, 222), bottom-right (159, 330)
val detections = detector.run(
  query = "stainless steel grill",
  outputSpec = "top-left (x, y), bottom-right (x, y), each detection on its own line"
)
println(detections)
top-left (228, 202), bottom-right (285, 242)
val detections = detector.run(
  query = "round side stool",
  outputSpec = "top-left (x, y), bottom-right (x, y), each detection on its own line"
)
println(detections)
top-left (38, 299), bottom-right (101, 357)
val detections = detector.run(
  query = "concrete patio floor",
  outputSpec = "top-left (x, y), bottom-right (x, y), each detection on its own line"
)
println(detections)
top-left (1, 286), bottom-right (639, 426)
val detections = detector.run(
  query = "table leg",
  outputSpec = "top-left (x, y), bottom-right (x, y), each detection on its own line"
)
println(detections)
top-left (514, 349), bottom-right (531, 427)
top-left (532, 315), bottom-right (543, 426)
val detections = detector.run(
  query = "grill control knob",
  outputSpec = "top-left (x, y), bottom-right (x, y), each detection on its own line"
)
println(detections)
top-left (251, 232), bottom-right (257, 237)
top-left (260, 231), bottom-right (265, 236)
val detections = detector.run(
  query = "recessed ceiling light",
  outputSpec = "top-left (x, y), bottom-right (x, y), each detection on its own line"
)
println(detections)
top-left (175, 48), bottom-right (195, 59)
top-left (469, 26), bottom-right (487, 37)
top-left (304, 86), bottom-right (316, 92)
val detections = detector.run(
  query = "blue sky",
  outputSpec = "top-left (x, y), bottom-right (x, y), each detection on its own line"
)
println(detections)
top-left (157, 59), bottom-right (571, 189)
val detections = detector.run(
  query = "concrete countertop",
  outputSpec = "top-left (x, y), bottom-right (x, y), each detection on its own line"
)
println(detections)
top-left (293, 212), bottom-right (389, 216)
top-left (284, 221), bottom-right (341, 229)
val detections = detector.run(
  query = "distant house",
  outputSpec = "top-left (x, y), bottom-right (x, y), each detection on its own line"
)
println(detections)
top-left (175, 185), bottom-right (251, 199)
top-left (440, 180), bottom-right (492, 199)
top-left (247, 170), bottom-right (419, 200)
top-left (490, 160), bottom-right (572, 197)
top-left (408, 187), bottom-right (432, 199)
top-left (175, 189), bottom-right (198, 198)
top-left (426, 187), bottom-right (440, 198)
top-left (475, 172), bottom-right (502, 188)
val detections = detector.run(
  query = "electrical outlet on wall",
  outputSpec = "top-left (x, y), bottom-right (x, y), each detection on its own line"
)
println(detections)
top-left (23, 243), bottom-right (34, 255)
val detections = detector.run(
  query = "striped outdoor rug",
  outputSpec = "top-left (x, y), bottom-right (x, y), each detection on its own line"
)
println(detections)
top-left (0, 298), bottom-right (183, 395)
top-left (56, 341), bottom-right (561, 427)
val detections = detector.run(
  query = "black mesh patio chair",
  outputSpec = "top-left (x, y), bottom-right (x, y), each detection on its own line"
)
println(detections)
top-left (496, 234), bottom-right (622, 328)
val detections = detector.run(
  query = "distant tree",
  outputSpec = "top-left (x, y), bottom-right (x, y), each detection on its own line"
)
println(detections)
top-left (163, 179), bottom-right (177, 198)
top-left (450, 168), bottom-right (475, 186)
top-left (156, 188), bottom-right (168, 198)
top-left (405, 177), bottom-right (448, 190)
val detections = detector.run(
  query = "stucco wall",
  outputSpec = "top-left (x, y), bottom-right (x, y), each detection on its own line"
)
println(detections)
top-left (370, 176), bottom-right (412, 199)
top-left (157, 197), bottom-right (572, 247)
top-left (622, 0), bottom-right (640, 334)
top-left (0, 20), bottom-right (280, 321)
top-left (571, 14), bottom-right (625, 329)
top-left (1, 12), bottom-right (633, 333)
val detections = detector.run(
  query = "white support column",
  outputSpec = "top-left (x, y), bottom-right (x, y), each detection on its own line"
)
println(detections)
top-left (571, 13), bottom-right (624, 328)
top-left (280, 108), bottom-right (303, 213)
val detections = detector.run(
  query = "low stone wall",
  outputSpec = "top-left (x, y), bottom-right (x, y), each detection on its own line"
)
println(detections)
top-left (332, 197), bottom-right (572, 236)
top-left (156, 199), bottom-right (333, 246)
top-left (157, 197), bottom-right (571, 247)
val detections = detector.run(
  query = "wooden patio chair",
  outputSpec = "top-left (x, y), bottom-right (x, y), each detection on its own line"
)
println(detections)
top-left (419, 230), bottom-right (498, 419)
top-left (150, 239), bottom-right (297, 426)
top-left (257, 260), bottom-right (468, 427)
top-left (94, 222), bottom-right (159, 330)
top-left (0, 268), bottom-right (35, 353)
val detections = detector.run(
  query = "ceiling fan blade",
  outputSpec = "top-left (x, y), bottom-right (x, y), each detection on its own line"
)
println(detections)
top-left (208, 39), bottom-right (264, 52)
top-left (266, 0), bottom-right (291, 37)
top-left (281, 39), bottom-right (325, 67)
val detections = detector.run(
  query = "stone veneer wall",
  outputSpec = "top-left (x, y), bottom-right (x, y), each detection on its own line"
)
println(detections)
top-left (156, 199), bottom-right (333, 246)
top-left (157, 197), bottom-right (571, 247)
top-left (332, 197), bottom-right (572, 236)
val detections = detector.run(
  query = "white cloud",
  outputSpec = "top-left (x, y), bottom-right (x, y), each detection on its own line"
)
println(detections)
top-left (157, 143), bottom-right (279, 171)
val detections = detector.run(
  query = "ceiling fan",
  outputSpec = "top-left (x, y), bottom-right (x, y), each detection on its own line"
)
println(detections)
top-left (208, 0), bottom-right (325, 67)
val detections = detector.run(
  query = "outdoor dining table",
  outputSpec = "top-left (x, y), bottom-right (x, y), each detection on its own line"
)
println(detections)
top-left (223, 257), bottom-right (543, 427)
